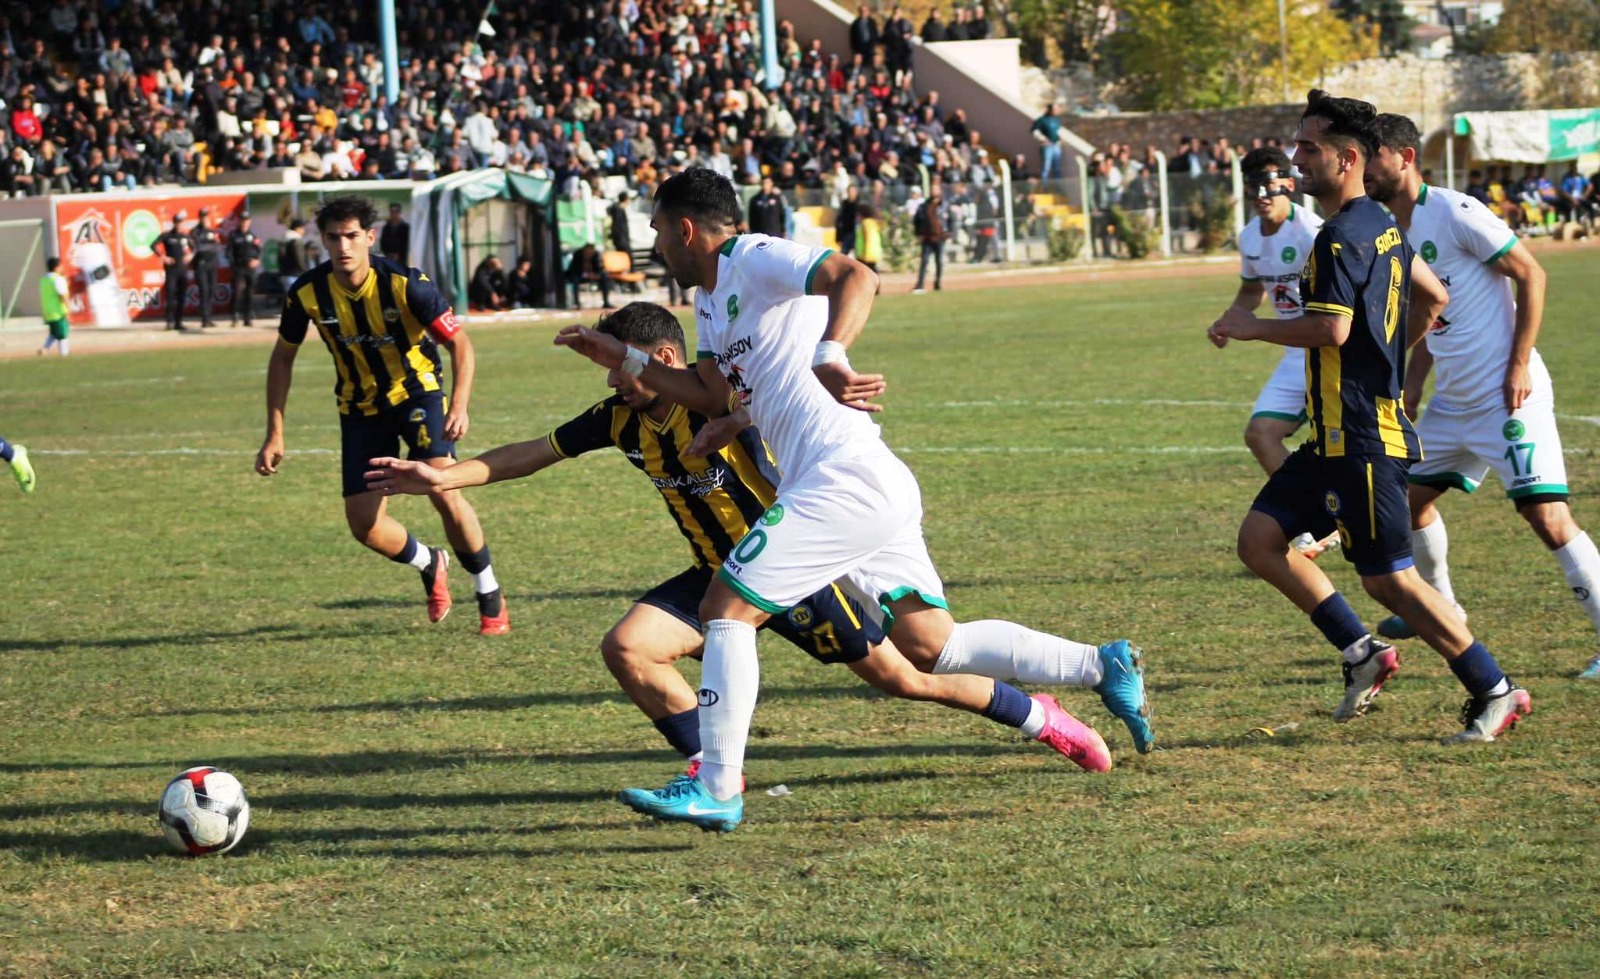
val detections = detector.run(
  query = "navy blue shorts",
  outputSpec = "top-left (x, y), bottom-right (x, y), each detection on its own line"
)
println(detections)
top-left (639, 566), bottom-right (883, 665)
top-left (1251, 445), bottom-right (1416, 576)
top-left (339, 392), bottom-right (457, 497)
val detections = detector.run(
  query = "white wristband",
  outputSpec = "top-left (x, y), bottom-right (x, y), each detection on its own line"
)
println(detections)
top-left (620, 345), bottom-right (650, 378)
top-left (813, 341), bottom-right (849, 368)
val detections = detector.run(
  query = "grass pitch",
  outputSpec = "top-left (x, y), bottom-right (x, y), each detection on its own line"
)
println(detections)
top-left (3, 253), bottom-right (1600, 977)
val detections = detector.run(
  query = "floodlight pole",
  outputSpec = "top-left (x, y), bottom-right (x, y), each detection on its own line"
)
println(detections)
top-left (760, 0), bottom-right (783, 90)
top-left (380, 0), bottom-right (399, 103)
top-left (1277, 0), bottom-right (1290, 103)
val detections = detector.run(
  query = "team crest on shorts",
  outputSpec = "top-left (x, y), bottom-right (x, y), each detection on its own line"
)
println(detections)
top-left (1503, 419), bottom-right (1526, 441)
top-left (1324, 490), bottom-right (1342, 515)
top-left (760, 504), bottom-right (785, 526)
top-left (409, 408), bottom-right (426, 422)
top-left (788, 605), bottom-right (814, 627)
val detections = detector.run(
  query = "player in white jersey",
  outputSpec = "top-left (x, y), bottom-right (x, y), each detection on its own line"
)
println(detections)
top-left (555, 169), bottom-right (1152, 832)
top-left (1365, 113), bottom-right (1600, 677)
top-left (1217, 148), bottom-right (1340, 559)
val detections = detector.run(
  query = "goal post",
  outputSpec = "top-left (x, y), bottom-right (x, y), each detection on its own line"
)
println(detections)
top-left (0, 217), bottom-right (47, 330)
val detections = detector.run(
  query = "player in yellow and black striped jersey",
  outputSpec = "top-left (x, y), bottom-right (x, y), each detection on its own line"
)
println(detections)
top-left (255, 195), bottom-right (510, 637)
top-left (364, 302), bottom-right (1097, 774)
top-left (1211, 90), bottom-right (1529, 743)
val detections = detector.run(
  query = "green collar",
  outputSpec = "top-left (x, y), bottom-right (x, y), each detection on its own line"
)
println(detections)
top-left (1418, 183), bottom-right (1429, 205)
top-left (718, 236), bottom-right (739, 256)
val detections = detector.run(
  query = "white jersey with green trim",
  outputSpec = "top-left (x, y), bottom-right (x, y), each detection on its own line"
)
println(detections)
top-left (695, 234), bottom-right (887, 481)
top-left (1238, 204), bottom-right (1323, 320)
top-left (1407, 183), bottom-right (1548, 410)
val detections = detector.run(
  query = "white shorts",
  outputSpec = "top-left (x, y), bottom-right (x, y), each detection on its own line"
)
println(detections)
top-left (718, 451), bottom-right (946, 630)
top-left (1410, 396), bottom-right (1570, 502)
top-left (1251, 348), bottom-right (1307, 424)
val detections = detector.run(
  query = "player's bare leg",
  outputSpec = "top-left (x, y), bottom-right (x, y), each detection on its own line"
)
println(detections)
top-left (601, 604), bottom-right (704, 720)
top-left (1237, 510), bottom-right (1400, 721)
top-left (346, 491), bottom-right (454, 624)
top-left (878, 596), bottom-right (1149, 754)
top-left (1244, 416), bottom-right (1298, 476)
top-left (1377, 485), bottom-right (1466, 639)
top-left (422, 456), bottom-right (506, 634)
top-left (1236, 511), bottom-right (1342, 613)
top-left (848, 639), bottom-right (1110, 771)
top-left (617, 577), bottom-right (764, 832)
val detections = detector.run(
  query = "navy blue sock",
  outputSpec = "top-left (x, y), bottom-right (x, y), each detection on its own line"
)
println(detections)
top-left (1448, 641), bottom-right (1507, 698)
top-left (981, 681), bottom-right (1034, 729)
top-left (455, 545), bottom-right (492, 574)
top-left (0, 436), bottom-right (12, 463)
top-left (392, 534), bottom-right (421, 565)
top-left (653, 708), bottom-right (702, 757)
top-left (1310, 593), bottom-right (1368, 652)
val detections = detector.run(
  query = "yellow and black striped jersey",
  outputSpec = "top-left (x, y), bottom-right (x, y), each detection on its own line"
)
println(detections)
top-left (278, 256), bottom-right (462, 416)
top-left (549, 397), bottom-right (782, 569)
top-left (1299, 197), bottom-right (1422, 461)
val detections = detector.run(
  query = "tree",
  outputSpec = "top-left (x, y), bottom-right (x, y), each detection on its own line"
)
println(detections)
top-left (1106, 0), bottom-right (1380, 111)
top-left (1455, 0), bottom-right (1600, 54)
top-left (1008, 0), bottom-right (1118, 68)
top-left (1333, 0), bottom-right (1417, 57)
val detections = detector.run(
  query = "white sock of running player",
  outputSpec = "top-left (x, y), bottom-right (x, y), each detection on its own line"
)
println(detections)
top-left (697, 619), bottom-right (759, 800)
top-left (1411, 516), bottom-right (1457, 605)
top-left (1019, 699), bottom-right (1048, 739)
top-left (1554, 531), bottom-right (1600, 636)
top-left (406, 542), bottom-right (434, 571)
top-left (932, 620), bottom-right (1104, 687)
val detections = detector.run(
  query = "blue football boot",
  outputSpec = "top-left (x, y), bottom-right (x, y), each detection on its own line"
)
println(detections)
top-left (618, 775), bottom-right (743, 833)
top-left (1094, 640), bottom-right (1154, 753)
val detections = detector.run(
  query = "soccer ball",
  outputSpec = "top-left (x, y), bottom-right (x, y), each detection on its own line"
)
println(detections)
top-left (158, 766), bottom-right (251, 856)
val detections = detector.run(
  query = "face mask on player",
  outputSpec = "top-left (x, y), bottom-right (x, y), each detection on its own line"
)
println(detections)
top-left (1245, 169), bottom-right (1293, 200)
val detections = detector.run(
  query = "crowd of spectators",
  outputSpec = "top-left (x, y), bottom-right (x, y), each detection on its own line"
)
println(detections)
top-left (0, 0), bottom-right (1008, 206)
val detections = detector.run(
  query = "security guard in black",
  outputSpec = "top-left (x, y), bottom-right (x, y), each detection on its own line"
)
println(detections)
top-left (155, 216), bottom-right (190, 331)
top-left (191, 209), bottom-right (224, 328)
top-left (228, 214), bottom-right (263, 327)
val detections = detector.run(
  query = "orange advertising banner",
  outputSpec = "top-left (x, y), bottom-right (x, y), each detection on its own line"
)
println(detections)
top-left (54, 193), bottom-right (249, 326)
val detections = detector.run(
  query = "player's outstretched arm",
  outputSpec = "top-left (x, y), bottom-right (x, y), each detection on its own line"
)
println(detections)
top-left (1404, 254), bottom-right (1449, 351)
top-left (1227, 279), bottom-right (1266, 317)
top-left (366, 437), bottom-right (562, 495)
top-left (1209, 306), bottom-right (1349, 349)
top-left (807, 253), bottom-right (887, 412)
top-left (1403, 340), bottom-right (1433, 421)
top-left (554, 325), bottom-right (733, 417)
top-left (436, 330), bottom-right (475, 441)
top-left (1490, 242), bottom-right (1546, 410)
top-left (256, 338), bottom-right (299, 476)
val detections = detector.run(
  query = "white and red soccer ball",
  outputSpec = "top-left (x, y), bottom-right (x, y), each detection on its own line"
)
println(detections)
top-left (158, 766), bottom-right (250, 856)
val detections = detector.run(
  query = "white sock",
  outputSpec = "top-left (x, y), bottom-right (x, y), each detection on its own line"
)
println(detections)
top-left (407, 544), bottom-right (434, 571)
top-left (473, 566), bottom-right (499, 594)
top-left (1554, 531), bottom-right (1600, 636)
top-left (1411, 516), bottom-right (1456, 605)
top-left (58, 339), bottom-right (69, 355)
top-left (932, 620), bottom-right (1104, 687)
top-left (697, 619), bottom-right (759, 800)
top-left (1019, 699), bottom-right (1047, 739)
top-left (1342, 635), bottom-right (1375, 665)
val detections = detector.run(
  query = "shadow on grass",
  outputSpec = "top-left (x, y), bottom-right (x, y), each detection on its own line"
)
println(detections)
top-left (0, 623), bottom-right (403, 654)
top-left (136, 683), bottom-right (885, 719)
top-left (321, 585), bottom-right (645, 611)
top-left (0, 825), bottom-right (693, 863)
